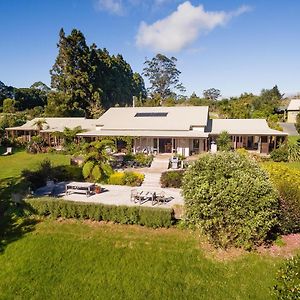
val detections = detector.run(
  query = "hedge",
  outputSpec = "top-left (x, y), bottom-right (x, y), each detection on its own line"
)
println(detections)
top-left (262, 163), bottom-right (300, 234)
top-left (160, 170), bottom-right (185, 188)
top-left (25, 198), bottom-right (174, 228)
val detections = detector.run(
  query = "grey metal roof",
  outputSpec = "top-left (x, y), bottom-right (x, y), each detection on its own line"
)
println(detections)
top-left (6, 117), bottom-right (97, 132)
top-left (287, 99), bottom-right (300, 111)
top-left (209, 119), bottom-right (288, 136)
top-left (96, 106), bottom-right (209, 130)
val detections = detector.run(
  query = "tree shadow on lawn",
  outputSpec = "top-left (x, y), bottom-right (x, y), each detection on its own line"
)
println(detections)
top-left (0, 177), bottom-right (38, 254)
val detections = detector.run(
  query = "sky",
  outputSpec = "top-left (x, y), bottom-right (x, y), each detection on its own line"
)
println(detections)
top-left (0, 0), bottom-right (299, 98)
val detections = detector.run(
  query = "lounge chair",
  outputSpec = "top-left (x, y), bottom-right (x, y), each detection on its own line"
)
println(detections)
top-left (2, 147), bottom-right (12, 156)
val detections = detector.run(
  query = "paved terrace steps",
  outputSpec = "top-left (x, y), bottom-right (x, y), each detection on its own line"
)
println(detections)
top-left (141, 155), bottom-right (170, 188)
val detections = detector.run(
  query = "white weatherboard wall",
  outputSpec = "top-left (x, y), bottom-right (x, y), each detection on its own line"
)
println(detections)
top-left (177, 139), bottom-right (190, 156)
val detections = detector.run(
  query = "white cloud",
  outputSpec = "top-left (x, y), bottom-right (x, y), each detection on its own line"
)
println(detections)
top-left (95, 0), bottom-right (124, 15)
top-left (136, 1), bottom-right (251, 52)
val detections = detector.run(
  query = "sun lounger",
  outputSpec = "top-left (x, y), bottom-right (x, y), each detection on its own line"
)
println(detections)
top-left (2, 147), bottom-right (12, 156)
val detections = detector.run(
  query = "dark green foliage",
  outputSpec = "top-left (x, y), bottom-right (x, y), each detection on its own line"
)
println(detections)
top-left (14, 87), bottom-right (47, 110)
top-left (26, 198), bottom-right (174, 228)
top-left (182, 152), bottom-right (279, 249)
top-left (160, 170), bottom-right (185, 188)
top-left (0, 81), bottom-right (14, 106)
top-left (296, 113), bottom-right (300, 134)
top-left (216, 131), bottom-right (232, 151)
top-left (273, 255), bottom-right (300, 299)
top-left (48, 28), bottom-right (145, 116)
top-left (22, 159), bottom-right (82, 189)
top-left (271, 146), bottom-right (289, 162)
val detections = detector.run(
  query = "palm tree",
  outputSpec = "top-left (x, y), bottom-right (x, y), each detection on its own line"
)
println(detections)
top-left (33, 118), bottom-right (47, 132)
top-left (63, 126), bottom-right (84, 146)
top-left (82, 140), bottom-right (116, 182)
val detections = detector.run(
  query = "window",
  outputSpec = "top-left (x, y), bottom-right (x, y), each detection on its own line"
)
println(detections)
top-left (134, 112), bottom-right (168, 117)
top-left (193, 139), bottom-right (199, 149)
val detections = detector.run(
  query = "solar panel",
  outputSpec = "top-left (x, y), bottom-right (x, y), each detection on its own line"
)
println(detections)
top-left (134, 112), bottom-right (168, 117)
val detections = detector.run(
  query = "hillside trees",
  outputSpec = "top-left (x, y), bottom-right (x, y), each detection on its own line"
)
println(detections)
top-left (48, 28), bottom-right (145, 117)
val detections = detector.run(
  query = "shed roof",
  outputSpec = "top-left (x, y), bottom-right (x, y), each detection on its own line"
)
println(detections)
top-left (209, 119), bottom-right (288, 136)
top-left (287, 99), bottom-right (300, 111)
top-left (6, 117), bottom-right (97, 132)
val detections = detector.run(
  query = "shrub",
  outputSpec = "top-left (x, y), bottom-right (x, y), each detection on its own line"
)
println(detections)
top-left (273, 255), bottom-right (300, 299)
top-left (216, 131), bottom-right (232, 151)
top-left (25, 198), bottom-right (174, 228)
top-left (262, 163), bottom-right (300, 234)
top-left (270, 146), bottom-right (289, 162)
top-left (160, 170), bottom-right (185, 188)
top-left (134, 153), bottom-right (153, 167)
top-left (108, 171), bottom-right (144, 186)
top-left (22, 159), bottom-right (83, 190)
top-left (182, 152), bottom-right (279, 249)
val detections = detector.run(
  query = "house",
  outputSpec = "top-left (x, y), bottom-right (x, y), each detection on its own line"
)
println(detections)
top-left (77, 106), bottom-right (287, 155)
top-left (5, 117), bottom-right (97, 145)
top-left (6, 106), bottom-right (287, 155)
top-left (287, 99), bottom-right (300, 123)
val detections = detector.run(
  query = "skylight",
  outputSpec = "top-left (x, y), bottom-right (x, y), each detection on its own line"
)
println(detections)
top-left (134, 112), bottom-right (168, 117)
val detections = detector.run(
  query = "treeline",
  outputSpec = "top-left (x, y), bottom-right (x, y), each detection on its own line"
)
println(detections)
top-left (0, 28), bottom-right (146, 118)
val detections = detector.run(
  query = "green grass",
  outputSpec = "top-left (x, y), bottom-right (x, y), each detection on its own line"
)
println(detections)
top-left (0, 219), bottom-right (284, 300)
top-left (0, 149), bottom-right (70, 180)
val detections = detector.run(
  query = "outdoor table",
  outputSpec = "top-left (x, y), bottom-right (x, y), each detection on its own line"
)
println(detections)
top-left (65, 182), bottom-right (95, 197)
top-left (136, 191), bottom-right (156, 205)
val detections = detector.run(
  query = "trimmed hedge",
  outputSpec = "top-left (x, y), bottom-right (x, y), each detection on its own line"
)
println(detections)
top-left (25, 198), bottom-right (174, 228)
top-left (160, 170), bottom-right (185, 188)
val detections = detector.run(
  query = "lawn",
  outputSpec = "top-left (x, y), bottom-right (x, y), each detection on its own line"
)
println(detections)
top-left (0, 148), bottom-right (70, 180)
top-left (0, 219), bottom-right (284, 300)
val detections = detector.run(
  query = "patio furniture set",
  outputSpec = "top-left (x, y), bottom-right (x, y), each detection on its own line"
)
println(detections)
top-left (130, 189), bottom-right (167, 206)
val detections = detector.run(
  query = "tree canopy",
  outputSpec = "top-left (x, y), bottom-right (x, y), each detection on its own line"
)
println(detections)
top-left (48, 28), bottom-right (146, 117)
top-left (143, 54), bottom-right (185, 100)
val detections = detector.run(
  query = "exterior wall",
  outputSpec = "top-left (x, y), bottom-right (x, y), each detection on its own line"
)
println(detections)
top-left (287, 111), bottom-right (299, 123)
top-left (176, 138), bottom-right (190, 156)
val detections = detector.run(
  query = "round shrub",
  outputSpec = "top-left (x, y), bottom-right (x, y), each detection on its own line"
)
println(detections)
top-left (273, 255), bottom-right (300, 299)
top-left (182, 152), bottom-right (279, 249)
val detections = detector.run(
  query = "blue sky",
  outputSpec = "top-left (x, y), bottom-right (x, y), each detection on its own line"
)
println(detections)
top-left (0, 0), bottom-right (299, 98)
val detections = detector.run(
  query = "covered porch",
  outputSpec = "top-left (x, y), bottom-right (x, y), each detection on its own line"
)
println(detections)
top-left (133, 137), bottom-right (208, 156)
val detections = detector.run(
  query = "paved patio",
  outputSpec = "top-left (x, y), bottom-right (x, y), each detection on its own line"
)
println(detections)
top-left (63, 184), bottom-right (184, 208)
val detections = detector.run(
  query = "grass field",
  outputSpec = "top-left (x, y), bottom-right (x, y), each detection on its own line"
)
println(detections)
top-left (0, 219), bottom-right (283, 300)
top-left (0, 148), bottom-right (70, 180)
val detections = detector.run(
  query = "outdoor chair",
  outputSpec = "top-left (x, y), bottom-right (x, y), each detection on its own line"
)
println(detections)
top-left (130, 189), bottom-right (138, 202)
top-left (2, 147), bottom-right (12, 156)
top-left (156, 191), bottom-right (166, 205)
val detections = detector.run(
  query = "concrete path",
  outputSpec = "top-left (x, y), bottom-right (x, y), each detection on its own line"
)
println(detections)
top-left (141, 155), bottom-right (170, 189)
top-left (280, 122), bottom-right (299, 136)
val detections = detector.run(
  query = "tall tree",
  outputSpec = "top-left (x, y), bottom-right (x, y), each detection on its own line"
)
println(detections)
top-left (143, 54), bottom-right (185, 100)
top-left (50, 28), bottom-right (98, 116)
